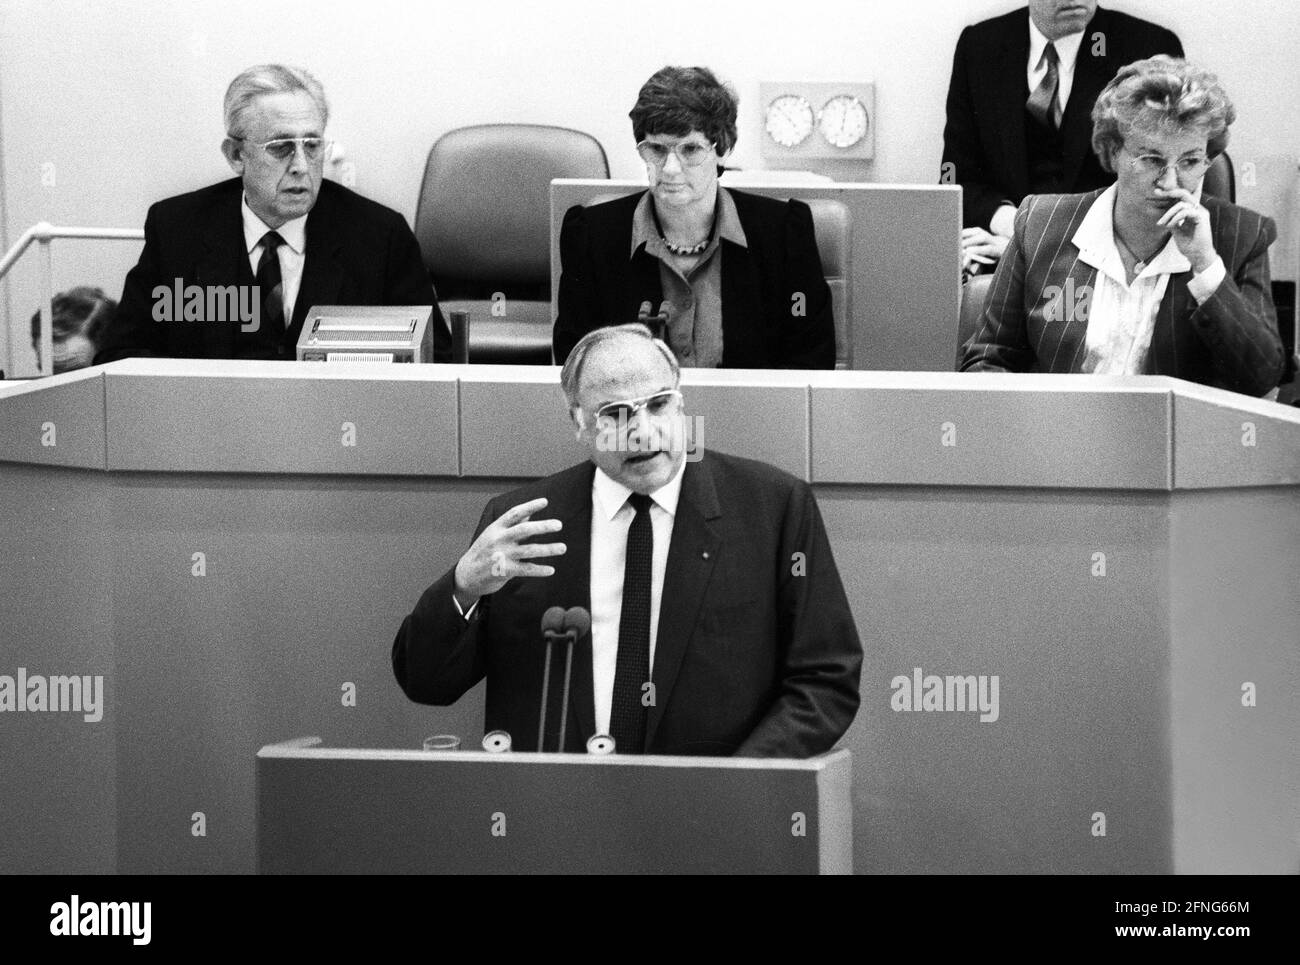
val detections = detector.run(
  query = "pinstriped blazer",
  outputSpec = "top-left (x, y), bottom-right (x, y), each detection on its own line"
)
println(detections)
top-left (960, 189), bottom-right (1285, 396)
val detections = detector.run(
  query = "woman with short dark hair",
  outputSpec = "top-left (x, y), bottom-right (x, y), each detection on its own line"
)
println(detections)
top-left (554, 66), bottom-right (835, 370)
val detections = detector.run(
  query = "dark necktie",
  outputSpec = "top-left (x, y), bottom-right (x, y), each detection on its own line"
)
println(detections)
top-left (610, 493), bottom-right (653, 754)
top-left (1026, 42), bottom-right (1061, 129)
top-left (255, 231), bottom-right (285, 330)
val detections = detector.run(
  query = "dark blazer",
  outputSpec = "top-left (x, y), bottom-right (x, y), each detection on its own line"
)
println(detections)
top-left (95, 177), bottom-right (450, 363)
top-left (960, 190), bottom-right (1285, 397)
top-left (553, 189), bottom-right (835, 369)
top-left (942, 6), bottom-right (1183, 229)
top-left (392, 449), bottom-right (863, 758)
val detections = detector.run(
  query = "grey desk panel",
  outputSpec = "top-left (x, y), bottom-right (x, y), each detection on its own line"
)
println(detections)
top-left (1168, 489), bottom-right (1300, 873)
top-left (551, 180), bottom-right (962, 372)
top-left (109, 473), bottom-right (489, 873)
top-left (105, 373), bottom-right (459, 475)
top-left (258, 743), bottom-right (850, 874)
top-left (811, 384), bottom-right (1172, 489)
top-left (459, 377), bottom-right (583, 479)
top-left (0, 371), bottom-right (105, 469)
top-left (826, 487), bottom-right (1177, 873)
top-left (0, 463), bottom-right (117, 873)
top-left (680, 382), bottom-right (808, 480)
top-left (1172, 392), bottom-right (1300, 489)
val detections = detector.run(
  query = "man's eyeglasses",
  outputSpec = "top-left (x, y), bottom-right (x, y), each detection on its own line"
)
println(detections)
top-left (233, 136), bottom-right (333, 163)
top-left (593, 390), bottom-right (682, 431)
top-left (1125, 150), bottom-right (1212, 179)
top-left (636, 140), bottom-right (716, 169)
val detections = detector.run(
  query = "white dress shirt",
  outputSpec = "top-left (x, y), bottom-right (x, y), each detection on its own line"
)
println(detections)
top-left (1074, 183), bottom-right (1226, 374)
top-left (241, 196), bottom-right (307, 326)
top-left (589, 458), bottom-right (685, 736)
top-left (1027, 19), bottom-right (1085, 123)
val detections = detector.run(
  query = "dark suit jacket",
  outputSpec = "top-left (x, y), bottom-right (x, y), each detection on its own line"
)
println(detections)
top-left (95, 177), bottom-right (450, 363)
top-left (942, 6), bottom-right (1183, 229)
top-left (960, 190), bottom-right (1285, 396)
top-left (553, 189), bottom-right (835, 369)
top-left (392, 450), bottom-right (862, 758)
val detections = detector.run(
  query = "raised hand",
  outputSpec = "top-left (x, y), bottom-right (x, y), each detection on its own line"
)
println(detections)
top-left (453, 497), bottom-right (565, 607)
top-left (1155, 186), bottom-right (1216, 273)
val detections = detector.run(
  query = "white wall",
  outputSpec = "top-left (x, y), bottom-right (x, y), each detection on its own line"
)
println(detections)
top-left (2, 0), bottom-right (1297, 375)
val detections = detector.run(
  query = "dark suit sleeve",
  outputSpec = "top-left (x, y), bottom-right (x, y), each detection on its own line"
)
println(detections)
top-left (1190, 215), bottom-right (1285, 396)
top-left (553, 203), bottom-right (601, 365)
top-left (942, 26), bottom-right (1006, 230)
top-left (736, 481), bottom-right (862, 758)
top-left (381, 211), bottom-right (452, 363)
top-left (779, 199), bottom-right (836, 369)
top-left (959, 199), bottom-right (1037, 372)
top-left (95, 204), bottom-right (166, 364)
top-left (392, 501), bottom-right (497, 704)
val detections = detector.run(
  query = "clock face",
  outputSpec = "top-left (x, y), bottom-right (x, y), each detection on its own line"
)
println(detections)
top-left (764, 94), bottom-right (815, 148)
top-left (818, 95), bottom-right (870, 149)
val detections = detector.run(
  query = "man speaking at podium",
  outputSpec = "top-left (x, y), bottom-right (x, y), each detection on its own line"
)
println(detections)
top-left (393, 324), bottom-right (862, 757)
top-left (95, 64), bottom-right (450, 364)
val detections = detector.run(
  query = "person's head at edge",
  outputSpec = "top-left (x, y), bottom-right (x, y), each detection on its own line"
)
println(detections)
top-left (30, 286), bottom-right (116, 374)
top-left (220, 64), bottom-right (330, 230)
top-left (1028, 0), bottom-right (1098, 42)
top-left (561, 324), bottom-right (686, 496)
top-left (1092, 56), bottom-right (1233, 230)
top-left (629, 66), bottom-right (738, 217)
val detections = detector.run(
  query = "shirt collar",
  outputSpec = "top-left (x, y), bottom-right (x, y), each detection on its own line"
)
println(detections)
top-left (629, 186), bottom-right (748, 259)
top-left (242, 194), bottom-right (307, 255)
top-left (592, 454), bottom-right (686, 521)
top-left (1073, 183), bottom-right (1191, 285)
top-left (1028, 17), bottom-right (1086, 73)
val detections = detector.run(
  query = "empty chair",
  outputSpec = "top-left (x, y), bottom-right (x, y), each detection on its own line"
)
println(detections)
top-left (1201, 151), bottom-right (1235, 202)
top-left (804, 199), bottom-right (852, 369)
top-left (414, 125), bottom-right (609, 364)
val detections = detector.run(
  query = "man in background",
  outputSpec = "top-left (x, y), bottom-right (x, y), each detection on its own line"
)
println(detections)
top-left (96, 64), bottom-right (449, 364)
top-left (944, 1), bottom-right (1182, 273)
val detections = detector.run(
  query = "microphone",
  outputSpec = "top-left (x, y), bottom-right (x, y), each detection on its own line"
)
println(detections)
top-left (637, 300), bottom-right (670, 342)
top-left (538, 607), bottom-right (567, 751)
top-left (555, 607), bottom-right (592, 752)
top-left (565, 607), bottom-right (591, 639)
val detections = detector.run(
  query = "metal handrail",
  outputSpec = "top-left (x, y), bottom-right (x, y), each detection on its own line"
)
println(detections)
top-left (0, 222), bottom-right (143, 376)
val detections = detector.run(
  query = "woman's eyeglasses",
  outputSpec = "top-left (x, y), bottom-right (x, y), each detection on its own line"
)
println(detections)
top-left (1125, 151), bottom-right (1212, 179)
top-left (636, 140), bottom-right (716, 168)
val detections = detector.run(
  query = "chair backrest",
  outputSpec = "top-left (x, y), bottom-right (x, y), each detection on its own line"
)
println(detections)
top-left (414, 125), bottom-right (608, 289)
top-left (1202, 151), bottom-right (1235, 203)
top-left (956, 272), bottom-right (994, 368)
top-left (804, 199), bottom-right (852, 369)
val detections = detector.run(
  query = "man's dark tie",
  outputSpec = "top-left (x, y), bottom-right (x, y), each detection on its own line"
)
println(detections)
top-left (610, 493), bottom-right (653, 754)
top-left (255, 231), bottom-right (285, 330)
top-left (1026, 43), bottom-right (1060, 129)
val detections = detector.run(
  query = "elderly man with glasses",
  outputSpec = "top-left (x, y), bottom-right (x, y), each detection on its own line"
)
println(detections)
top-left (394, 323), bottom-right (863, 757)
top-left (97, 63), bottom-right (450, 364)
top-left (553, 66), bottom-right (835, 370)
top-left (961, 56), bottom-right (1284, 397)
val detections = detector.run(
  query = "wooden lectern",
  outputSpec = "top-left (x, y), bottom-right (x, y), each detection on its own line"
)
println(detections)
top-left (257, 738), bottom-right (852, 874)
